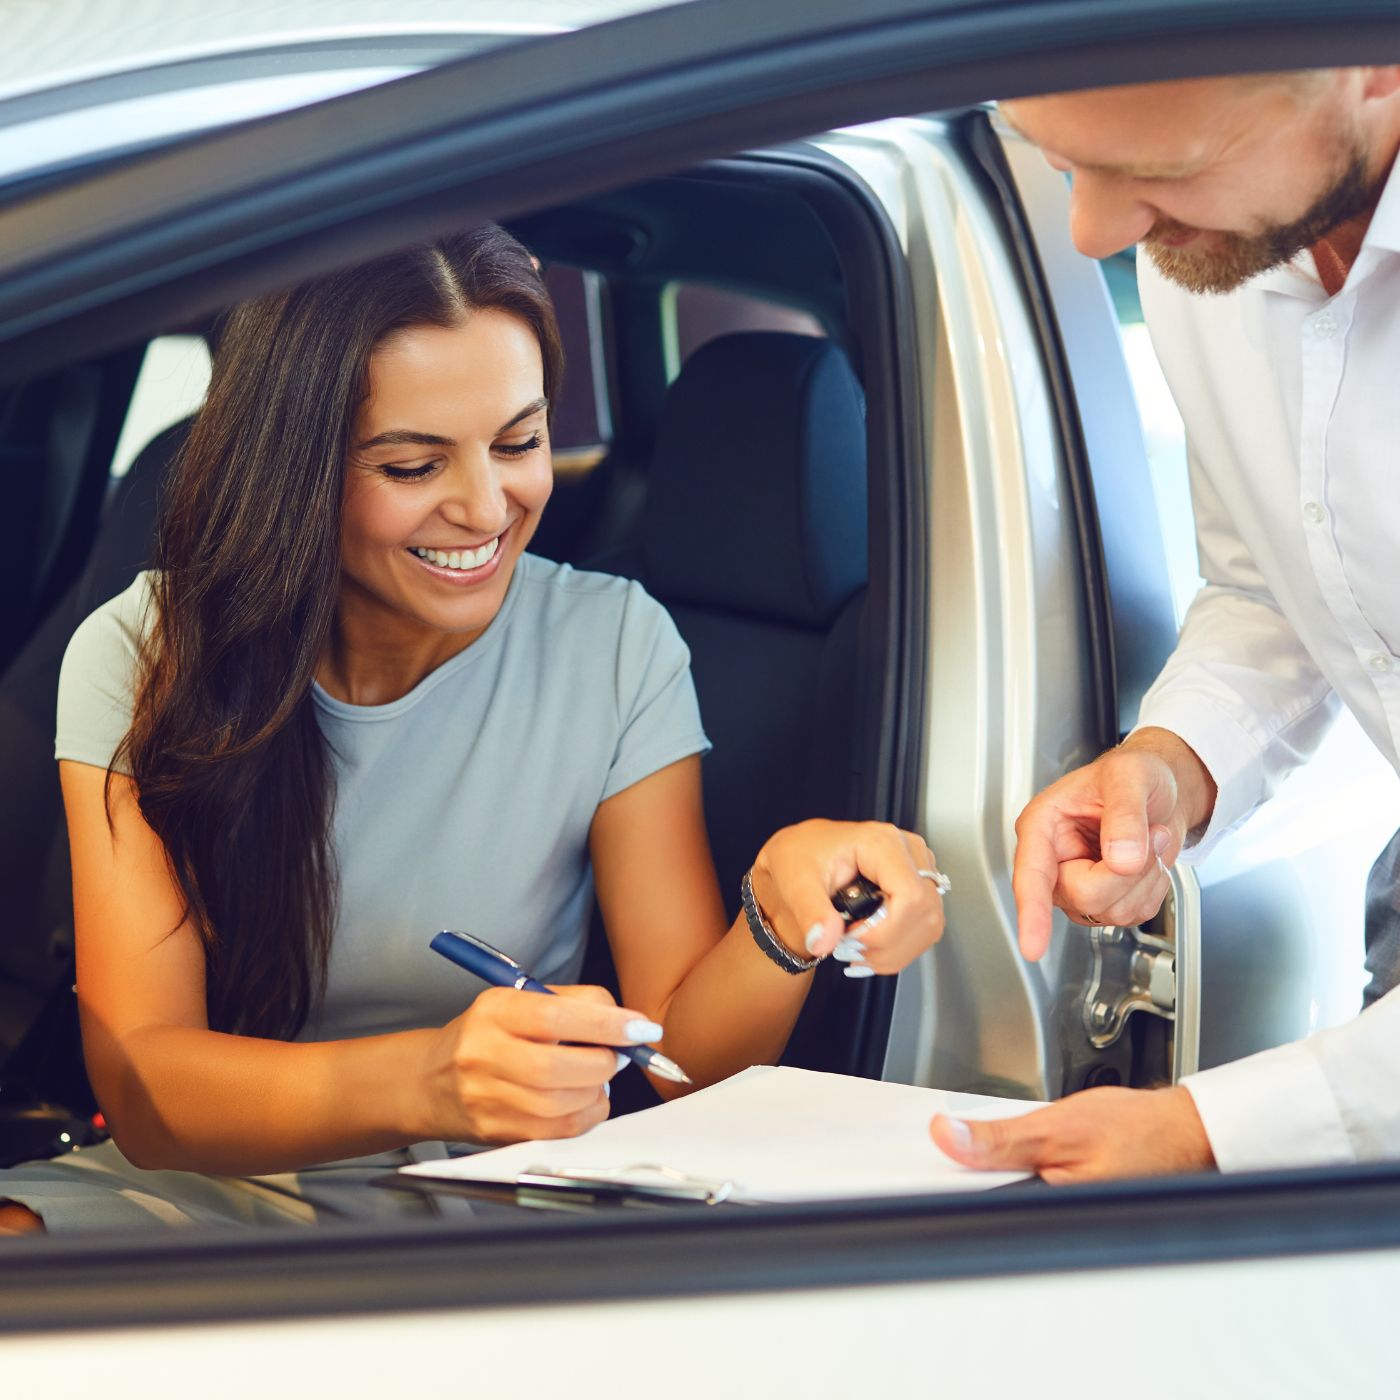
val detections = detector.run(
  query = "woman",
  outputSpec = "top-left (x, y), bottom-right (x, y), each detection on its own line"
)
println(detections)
top-left (0, 226), bottom-right (945, 1233)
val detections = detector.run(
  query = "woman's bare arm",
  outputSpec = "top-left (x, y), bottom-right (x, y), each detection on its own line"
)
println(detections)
top-left (65, 762), bottom-right (633, 1174)
top-left (592, 758), bottom-right (949, 1096)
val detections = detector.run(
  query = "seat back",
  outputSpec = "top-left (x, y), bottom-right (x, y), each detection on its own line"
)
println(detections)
top-left (642, 331), bottom-right (869, 896)
top-left (639, 332), bottom-right (871, 1073)
top-left (0, 421), bottom-right (186, 1076)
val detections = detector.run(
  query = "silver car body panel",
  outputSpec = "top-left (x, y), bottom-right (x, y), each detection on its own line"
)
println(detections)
top-left (5, 1243), bottom-right (1397, 1395)
top-left (811, 119), bottom-right (1104, 1100)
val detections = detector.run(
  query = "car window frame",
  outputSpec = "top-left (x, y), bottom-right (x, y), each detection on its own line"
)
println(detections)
top-left (3, 0), bottom-right (1400, 1331)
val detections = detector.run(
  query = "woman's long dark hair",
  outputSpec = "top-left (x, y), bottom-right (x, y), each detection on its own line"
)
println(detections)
top-left (117, 226), bottom-right (564, 1039)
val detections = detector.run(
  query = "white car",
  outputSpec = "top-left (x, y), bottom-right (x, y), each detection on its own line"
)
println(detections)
top-left (2, 1), bottom-right (1399, 1392)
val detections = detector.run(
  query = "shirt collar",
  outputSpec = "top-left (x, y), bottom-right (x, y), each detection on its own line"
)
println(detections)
top-left (1362, 147), bottom-right (1400, 255)
top-left (1249, 149), bottom-right (1400, 299)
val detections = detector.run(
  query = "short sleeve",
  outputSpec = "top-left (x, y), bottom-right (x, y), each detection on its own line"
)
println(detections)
top-left (601, 583), bottom-right (711, 802)
top-left (54, 577), bottom-right (152, 776)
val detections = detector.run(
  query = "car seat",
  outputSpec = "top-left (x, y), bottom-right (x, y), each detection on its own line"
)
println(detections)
top-left (587, 331), bottom-right (874, 1079)
top-left (0, 421), bottom-right (188, 1161)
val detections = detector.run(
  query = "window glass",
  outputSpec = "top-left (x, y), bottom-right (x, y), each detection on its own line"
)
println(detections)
top-left (666, 282), bottom-right (825, 379)
top-left (1101, 251), bottom-right (1200, 628)
top-left (542, 265), bottom-right (611, 475)
top-left (109, 334), bottom-right (211, 479)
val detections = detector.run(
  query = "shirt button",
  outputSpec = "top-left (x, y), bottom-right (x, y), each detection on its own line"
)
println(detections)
top-left (1369, 654), bottom-right (1393, 674)
top-left (1313, 315), bottom-right (1338, 338)
top-left (1303, 500), bottom-right (1326, 524)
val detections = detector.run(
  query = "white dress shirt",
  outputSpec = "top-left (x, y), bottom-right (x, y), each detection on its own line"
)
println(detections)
top-left (1133, 149), bottom-right (1400, 1172)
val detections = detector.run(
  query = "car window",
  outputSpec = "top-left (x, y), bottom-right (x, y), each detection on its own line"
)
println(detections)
top-left (542, 265), bottom-right (612, 475)
top-left (1100, 250), bottom-right (1200, 627)
top-left (3, 5), bottom-right (1400, 1367)
top-left (109, 335), bottom-right (212, 479)
top-left (666, 281), bottom-right (825, 378)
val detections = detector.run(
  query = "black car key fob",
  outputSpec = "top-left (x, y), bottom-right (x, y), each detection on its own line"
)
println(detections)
top-left (832, 875), bottom-right (885, 925)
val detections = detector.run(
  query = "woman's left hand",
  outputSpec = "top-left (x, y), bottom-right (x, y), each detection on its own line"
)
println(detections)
top-left (748, 819), bottom-right (947, 976)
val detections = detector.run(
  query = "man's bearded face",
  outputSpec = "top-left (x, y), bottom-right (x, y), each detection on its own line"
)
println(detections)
top-left (1143, 137), bottom-right (1377, 294)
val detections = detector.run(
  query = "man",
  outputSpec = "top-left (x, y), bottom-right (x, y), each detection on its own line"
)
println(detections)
top-left (930, 67), bottom-right (1400, 1181)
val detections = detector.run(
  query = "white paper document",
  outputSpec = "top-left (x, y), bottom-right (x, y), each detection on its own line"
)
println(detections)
top-left (398, 1066), bottom-right (1041, 1202)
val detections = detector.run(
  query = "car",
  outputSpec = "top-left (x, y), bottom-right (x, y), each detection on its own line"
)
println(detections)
top-left (2, 0), bottom-right (1399, 1390)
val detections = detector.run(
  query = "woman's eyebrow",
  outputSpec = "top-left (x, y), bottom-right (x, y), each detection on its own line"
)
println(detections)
top-left (497, 397), bottom-right (548, 434)
top-left (357, 399), bottom-right (548, 451)
top-left (357, 429), bottom-right (456, 451)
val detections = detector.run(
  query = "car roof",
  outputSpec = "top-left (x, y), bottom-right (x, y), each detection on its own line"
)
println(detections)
top-left (0, 0), bottom-right (684, 183)
top-left (0, 0), bottom-right (678, 102)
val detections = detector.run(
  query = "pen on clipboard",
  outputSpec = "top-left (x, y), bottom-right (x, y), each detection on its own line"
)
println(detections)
top-left (429, 930), bottom-right (692, 1085)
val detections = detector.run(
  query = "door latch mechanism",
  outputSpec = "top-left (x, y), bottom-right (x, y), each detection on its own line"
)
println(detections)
top-left (1081, 924), bottom-right (1176, 1050)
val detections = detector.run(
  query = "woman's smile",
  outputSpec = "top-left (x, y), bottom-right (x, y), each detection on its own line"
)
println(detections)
top-left (406, 528), bottom-right (507, 585)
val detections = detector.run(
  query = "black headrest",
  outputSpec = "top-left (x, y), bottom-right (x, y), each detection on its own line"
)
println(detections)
top-left (643, 332), bottom-right (867, 629)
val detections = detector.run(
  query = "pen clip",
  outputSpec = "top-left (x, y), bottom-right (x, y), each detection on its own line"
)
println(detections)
top-left (436, 929), bottom-right (527, 975)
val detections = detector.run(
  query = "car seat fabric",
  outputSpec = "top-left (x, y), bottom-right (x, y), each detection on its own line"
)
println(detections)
top-left (641, 331), bottom-right (870, 904)
top-left (643, 331), bottom-right (867, 631)
top-left (0, 420), bottom-right (188, 1050)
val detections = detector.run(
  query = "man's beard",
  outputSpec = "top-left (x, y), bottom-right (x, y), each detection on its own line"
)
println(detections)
top-left (1144, 142), bottom-right (1378, 295)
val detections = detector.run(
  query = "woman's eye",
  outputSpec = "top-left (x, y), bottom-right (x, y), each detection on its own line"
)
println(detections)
top-left (380, 462), bottom-right (437, 481)
top-left (495, 432), bottom-right (542, 459)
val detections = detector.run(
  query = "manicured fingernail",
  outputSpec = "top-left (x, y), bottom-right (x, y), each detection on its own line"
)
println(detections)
top-left (804, 923), bottom-right (826, 954)
top-left (843, 964), bottom-right (876, 979)
top-left (832, 938), bottom-right (867, 962)
top-left (623, 1019), bottom-right (664, 1043)
top-left (604, 1082), bottom-right (611, 1099)
top-left (1106, 840), bottom-right (1143, 864)
top-left (1152, 829), bottom-right (1170, 856)
top-left (614, 1051), bottom-right (630, 1074)
top-left (942, 1117), bottom-right (972, 1153)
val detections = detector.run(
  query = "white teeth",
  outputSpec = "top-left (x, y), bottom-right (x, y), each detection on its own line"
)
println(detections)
top-left (410, 537), bottom-right (501, 571)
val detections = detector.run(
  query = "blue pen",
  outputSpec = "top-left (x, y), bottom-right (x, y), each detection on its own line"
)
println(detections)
top-left (429, 930), bottom-right (692, 1085)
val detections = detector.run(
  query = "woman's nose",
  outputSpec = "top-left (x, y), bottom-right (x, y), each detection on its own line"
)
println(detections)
top-left (1067, 169), bottom-right (1157, 260)
top-left (438, 459), bottom-right (509, 533)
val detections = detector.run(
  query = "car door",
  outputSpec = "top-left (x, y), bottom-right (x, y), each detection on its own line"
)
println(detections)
top-left (2, 0), bottom-right (1400, 1368)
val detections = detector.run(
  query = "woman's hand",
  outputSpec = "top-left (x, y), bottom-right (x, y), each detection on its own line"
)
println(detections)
top-left (415, 984), bottom-right (663, 1145)
top-left (748, 819), bottom-right (947, 976)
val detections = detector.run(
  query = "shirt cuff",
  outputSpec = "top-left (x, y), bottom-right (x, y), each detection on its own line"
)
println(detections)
top-left (1129, 692), bottom-right (1265, 860)
top-left (1181, 1040), bottom-right (1355, 1173)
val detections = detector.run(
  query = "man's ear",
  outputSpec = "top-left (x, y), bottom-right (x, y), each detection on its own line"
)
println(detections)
top-left (1361, 66), bottom-right (1400, 102)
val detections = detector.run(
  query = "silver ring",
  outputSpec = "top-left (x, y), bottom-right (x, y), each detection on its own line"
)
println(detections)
top-left (916, 868), bottom-right (951, 896)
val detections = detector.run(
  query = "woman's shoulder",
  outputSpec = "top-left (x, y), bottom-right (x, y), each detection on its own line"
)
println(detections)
top-left (514, 553), bottom-right (670, 632)
top-left (511, 554), bottom-right (689, 689)
top-left (55, 572), bottom-right (158, 772)
top-left (64, 572), bottom-right (158, 674)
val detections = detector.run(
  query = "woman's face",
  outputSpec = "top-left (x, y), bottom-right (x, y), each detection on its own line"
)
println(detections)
top-left (340, 310), bottom-right (552, 642)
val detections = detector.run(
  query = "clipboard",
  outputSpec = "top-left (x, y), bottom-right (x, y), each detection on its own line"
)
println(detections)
top-left (384, 1066), bottom-right (1041, 1209)
top-left (373, 1162), bottom-right (743, 1212)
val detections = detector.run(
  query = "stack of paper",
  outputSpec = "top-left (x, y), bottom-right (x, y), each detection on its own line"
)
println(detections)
top-left (398, 1066), bottom-right (1041, 1203)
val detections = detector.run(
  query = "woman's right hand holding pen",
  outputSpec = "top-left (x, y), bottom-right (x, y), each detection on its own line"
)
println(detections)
top-left (413, 985), bottom-right (662, 1145)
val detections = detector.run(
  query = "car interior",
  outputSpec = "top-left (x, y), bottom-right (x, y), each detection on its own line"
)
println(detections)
top-left (0, 148), bottom-right (926, 1161)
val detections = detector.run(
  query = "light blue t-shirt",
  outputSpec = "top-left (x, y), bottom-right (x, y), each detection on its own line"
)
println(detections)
top-left (55, 554), bottom-right (711, 1041)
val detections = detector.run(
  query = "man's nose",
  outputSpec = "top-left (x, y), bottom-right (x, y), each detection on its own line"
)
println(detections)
top-left (1066, 169), bottom-right (1157, 260)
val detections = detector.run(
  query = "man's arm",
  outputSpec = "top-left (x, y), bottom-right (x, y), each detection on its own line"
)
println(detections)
top-left (1013, 433), bottom-right (1338, 960)
top-left (931, 984), bottom-right (1400, 1180)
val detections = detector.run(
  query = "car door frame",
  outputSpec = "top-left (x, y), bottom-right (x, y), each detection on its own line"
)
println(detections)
top-left (3, 0), bottom-right (1400, 1336)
